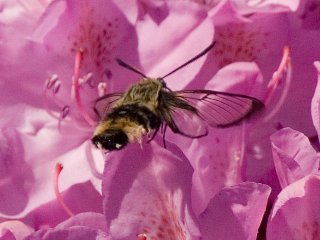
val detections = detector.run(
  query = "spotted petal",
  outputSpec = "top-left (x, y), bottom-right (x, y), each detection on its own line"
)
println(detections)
top-left (102, 137), bottom-right (200, 239)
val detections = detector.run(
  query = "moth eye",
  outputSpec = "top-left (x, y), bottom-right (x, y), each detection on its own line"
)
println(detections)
top-left (92, 129), bottom-right (128, 151)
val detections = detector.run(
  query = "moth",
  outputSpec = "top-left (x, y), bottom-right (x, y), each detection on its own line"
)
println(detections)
top-left (92, 42), bottom-right (263, 151)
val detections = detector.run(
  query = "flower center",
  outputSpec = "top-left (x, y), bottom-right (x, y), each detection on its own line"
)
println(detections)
top-left (214, 24), bottom-right (268, 68)
top-left (69, 2), bottom-right (121, 83)
top-left (138, 193), bottom-right (188, 239)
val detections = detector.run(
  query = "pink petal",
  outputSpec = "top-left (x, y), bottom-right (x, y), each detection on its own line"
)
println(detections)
top-left (205, 61), bottom-right (263, 97)
top-left (56, 212), bottom-right (107, 233)
top-left (0, 0), bottom-right (50, 35)
top-left (276, 31), bottom-right (320, 136)
top-left (311, 61), bottom-right (320, 138)
top-left (199, 182), bottom-right (271, 240)
top-left (26, 227), bottom-right (107, 240)
top-left (231, 0), bottom-right (300, 15)
top-left (295, 1), bottom-right (320, 31)
top-left (23, 181), bottom-right (103, 230)
top-left (0, 231), bottom-right (16, 240)
top-left (244, 30), bottom-right (320, 198)
top-left (31, 0), bottom-right (138, 92)
top-left (267, 174), bottom-right (320, 240)
top-left (0, 104), bottom-right (100, 219)
top-left (208, 0), bottom-right (290, 83)
top-left (270, 127), bottom-right (320, 188)
top-left (209, 0), bottom-right (251, 24)
top-left (0, 221), bottom-right (32, 240)
top-left (177, 62), bottom-right (263, 215)
top-left (24, 212), bottom-right (108, 240)
top-left (102, 137), bottom-right (200, 239)
top-left (136, 1), bottom-right (214, 90)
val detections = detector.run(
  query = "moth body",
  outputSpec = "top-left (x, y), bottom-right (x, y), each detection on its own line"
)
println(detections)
top-left (91, 42), bottom-right (264, 151)
top-left (92, 78), bottom-right (164, 150)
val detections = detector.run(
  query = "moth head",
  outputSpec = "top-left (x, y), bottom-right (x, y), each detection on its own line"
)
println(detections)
top-left (92, 129), bottom-right (128, 151)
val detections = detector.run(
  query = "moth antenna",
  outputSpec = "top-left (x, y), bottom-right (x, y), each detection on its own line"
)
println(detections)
top-left (116, 58), bottom-right (148, 78)
top-left (161, 41), bottom-right (216, 79)
top-left (162, 124), bottom-right (168, 149)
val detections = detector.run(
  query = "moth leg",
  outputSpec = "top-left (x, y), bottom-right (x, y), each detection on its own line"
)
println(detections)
top-left (147, 126), bottom-right (160, 143)
top-left (162, 124), bottom-right (168, 149)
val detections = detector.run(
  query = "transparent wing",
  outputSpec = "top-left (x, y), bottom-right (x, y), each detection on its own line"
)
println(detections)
top-left (166, 105), bottom-right (209, 138)
top-left (160, 91), bottom-right (209, 138)
top-left (174, 89), bottom-right (264, 128)
top-left (94, 92), bottom-right (123, 119)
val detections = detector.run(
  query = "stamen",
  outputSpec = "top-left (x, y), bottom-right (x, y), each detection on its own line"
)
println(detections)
top-left (61, 105), bottom-right (70, 119)
top-left (73, 50), bottom-right (97, 127)
top-left (98, 82), bottom-right (108, 97)
top-left (263, 46), bottom-right (291, 104)
top-left (53, 163), bottom-right (74, 217)
top-left (46, 74), bottom-right (59, 89)
top-left (263, 46), bottom-right (291, 122)
top-left (52, 81), bottom-right (61, 94)
top-left (43, 75), bottom-right (63, 120)
top-left (57, 105), bottom-right (70, 133)
top-left (85, 142), bottom-right (103, 179)
top-left (79, 72), bottom-right (93, 85)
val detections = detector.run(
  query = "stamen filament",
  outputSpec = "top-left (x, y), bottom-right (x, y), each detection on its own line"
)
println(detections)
top-left (53, 163), bottom-right (74, 217)
top-left (85, 142), bottom-right (103, 179)
top-left (262, 46), bottom-right (292, 122)
top-left (73, 50), bottom-right (97, 127)
top-left (263, 46), bottom-right (291, 105)
top-left (43, 83), bottom-right (62, 120)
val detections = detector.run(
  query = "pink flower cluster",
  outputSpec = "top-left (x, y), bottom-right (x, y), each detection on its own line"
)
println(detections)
top-left (0, 0), bottom-right (320, 239)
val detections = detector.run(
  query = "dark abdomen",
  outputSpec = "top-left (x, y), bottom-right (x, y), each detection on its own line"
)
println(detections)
top-left (107, 104), bottom-right (161, 131)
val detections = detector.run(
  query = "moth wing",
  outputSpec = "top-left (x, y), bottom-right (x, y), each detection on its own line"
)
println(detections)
top-left (94, 92), bottom-right (123, 119)
top-left (160, 91), bottom-right (208, 138)
top-left (174, 89), bottom-right (264, 128)
top-left (165, 106), bottom-right (209, 138)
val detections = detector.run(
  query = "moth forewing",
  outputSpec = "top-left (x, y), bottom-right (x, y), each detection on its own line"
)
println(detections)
top-left (174, 90), bottom-right (264, 128)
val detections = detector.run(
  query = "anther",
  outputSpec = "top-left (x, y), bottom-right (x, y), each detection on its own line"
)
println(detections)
top-left (61, 105), bottom-right (70, 119)
top-left (46, 74), bottom-right (59, 89)
top-left (98, 82), bottom-right (107, 97)
top-left (79, 72), bottom-right (93, 85)
top-left (52, 81), bottom-right (61, 94)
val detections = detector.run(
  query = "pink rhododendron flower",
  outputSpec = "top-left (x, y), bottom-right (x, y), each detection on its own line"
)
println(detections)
top-left (23, 139), bottom-right (270, 239)
top-left (25, 212), bottom-right (108, 240)
top-left (265, 60), bottom-right (320, 239)
top-left (267, 175), bottom-right (320, 240)
top-left (2, 0), bottom-right (320, 239)
top-left (270, 127), bottom-right (320, 188)
top-left (311, 61), bottom-right (320, 138)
